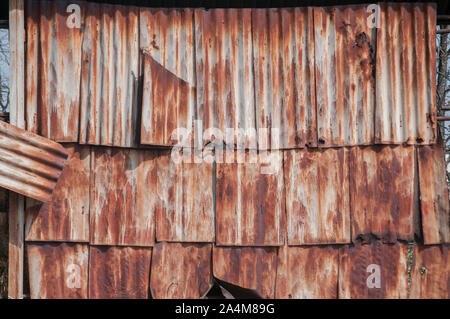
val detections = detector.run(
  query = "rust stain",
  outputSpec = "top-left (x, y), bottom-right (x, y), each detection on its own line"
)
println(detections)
top-left (284, 148), bottom-right (350, 244)
top-left (27, 243), bottom-right (89, 299)
top-left (349, 145), bottom-right (419, 243)
top-left (79, 2), bottom-right (140, 147)
top-left (276, 246), bottom-right (339, 299)
top-left (314, 5), bottom-right (375, 147)
top-left (338, 242), bottom-right (409, 299)
top-left (213, 246), bottom-right (277, 299)
top-left (216, 150), bottom-right (285, 246)
top-left (195, 9), bottom-right (256, 149)
top-left (375, 2), bottom-right (437, 145)
top-left (253, 8), bottom-right (317, 149)
top-left (141, 54), bottom-right (194, 147)
top-left (155, 150), bottom-right (214, 242)
top-left (89, 246), bottom-right (152, 299)
top-left (25, 144), bottom-right (90, 242)
top-left (25, 0), bottom-right (83, 142)
top-left (90, 147), bottom-right (157, 246)
top-left (417, 143), bottom-right (450, 244)
top-left (410, 245), bottom-right (449, 299)
top-left (0, 120), bottom-right (68, 202)
top-left (140, 8), bottom-right (196, 147)
top-left (150, 242), bottom-right (212, 299)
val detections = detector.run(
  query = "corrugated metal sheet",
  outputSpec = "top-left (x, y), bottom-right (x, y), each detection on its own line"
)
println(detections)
top-left (27, 243), bottom-right (89, 299)
top-left (417, 143), bottom-right (450, 244)
top-left (284, 148), bottom-right (350, 244)
top-left (79, 2), bottom-right (140, 147)
top-left (140, 8), bottom-right (196, 147)
top-left (25, 0), bottom-right (83, 141)
top-left (25, 144), bottom-right (91, 242)
top-left (213, 246), bottom-right (277, 299)
top-left (375, 2), bottom-right (437, 145)
top-left (156, 150), bottom-right (214, 242)
top-left (253, 8), bottom-right (317, 149)
top-left (349, 145), bottom-right (419, 243)
top-left (195, 9), bottom-right (255, 149)
top-left (89, 246), bottom-right (152, 299)
top-left (150, 242), bottom-right (212, 298)
top-left (0, 120), bottom-right (68, 202)
top-left (276, 246), bottom-right (339, 299)
top-left (338, 242), bottom-right (409, 299)
top-left (216, 150), bottom-right (285, 246)
top-left (90, 147), bottom-right (156, 246)
top-left (314, 5), bottom-right (375, 147)
top-left (410, 245), bottom-right (449, 299)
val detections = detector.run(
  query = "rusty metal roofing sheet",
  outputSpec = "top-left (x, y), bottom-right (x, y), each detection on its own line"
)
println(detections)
top-left (253, 8), bottom-right (317, 149)
top-left (155, 150), bottom-right (214, 242)
top-left (140, 8), bottom-right (196, 147)
top-left (276, 246), bottom-right (339, 299)
top-left (338, 242), bottom-right (409, 299)
top-left (213, 246), bottom-right (277, 299)
top-left (25, 144), bottom-right (91, 242)
top-left (349, 145), bottom-right (419, 243)
top-left (375, 2), bottom-right (437, 145)
top-left (195, 9), bottom-right (256, 149)
top-left (28, 243), bottom-right (89, 299)
top-left (25, 0), bottom-right (83, 142)
top-left (314, 5), bottom-right (375, 147)
top-left (0, 120), bottom-right (68, 202)
top-left (89, 246), bottom-right (152, 299)
top-left (90, 147), bottom-right (156, 246)
top-left (284, 148), bottom-right (350, 245)
top-left (410, 245), bottom-right (449, 299)
top-left (79, 2), bottom-right (140, 148)
top-left (216, 150), bottom-right (285, 246)
top-left (150, 242), bottom-right (212, 298)
top-left (417, 143), bottom-right (450, 244)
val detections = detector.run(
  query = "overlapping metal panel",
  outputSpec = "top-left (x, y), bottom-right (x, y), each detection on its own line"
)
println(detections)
top-left (140, 8), bottom-right (196, 146)
top-left (25, 0), bottom-right (83, 141)
top-left (90, 147), bottom-right (156, 246)
top-left (79, 2), bottom-right (140, 147)
top-left (375, 2), bottom-right (437, 145)
top-left (215, 150), bottom-right (285, 246)
top-left (284, 148), bottom-right (350, 244)
top-left (417, 143), bottom-right (450, 244)
top-left (0, 120), bottom-right (68, 202)
top-left (253, 8), bottom-right (317, 149)
top-left (25, 144), bottom-right (91, 242)
top-left (89, 246), bottom-right (152, 299)
top-left (314, 5), bottom-right (375, 147)
top-left (28, 243), bottom-right (89, 299)
top-left (276, 246), bottom-right (339, 299)
top-left (410, 245), bottom-right (449, 299)
top-left (150, 242), bottom-right (212, 299)
top-left (349, 145), bottom-right (419, 243)
top-left (338, 242), bottom-right (409, 299)
top-left (213, 246), bottom-right (277, 299)
top-left (195, 9), bottom-right (256, 148)
top-left (155, 150), bottom-right (214, 242)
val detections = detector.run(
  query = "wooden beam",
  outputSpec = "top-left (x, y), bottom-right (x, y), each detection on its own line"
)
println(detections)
top-left (8, 0), bottom-right (25, 299)
top-left (437, 28), bottom-right (450, 34)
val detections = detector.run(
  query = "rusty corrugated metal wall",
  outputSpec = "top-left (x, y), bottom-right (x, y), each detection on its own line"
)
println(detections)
top-left (18, 0), bottom-right (449, 299)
